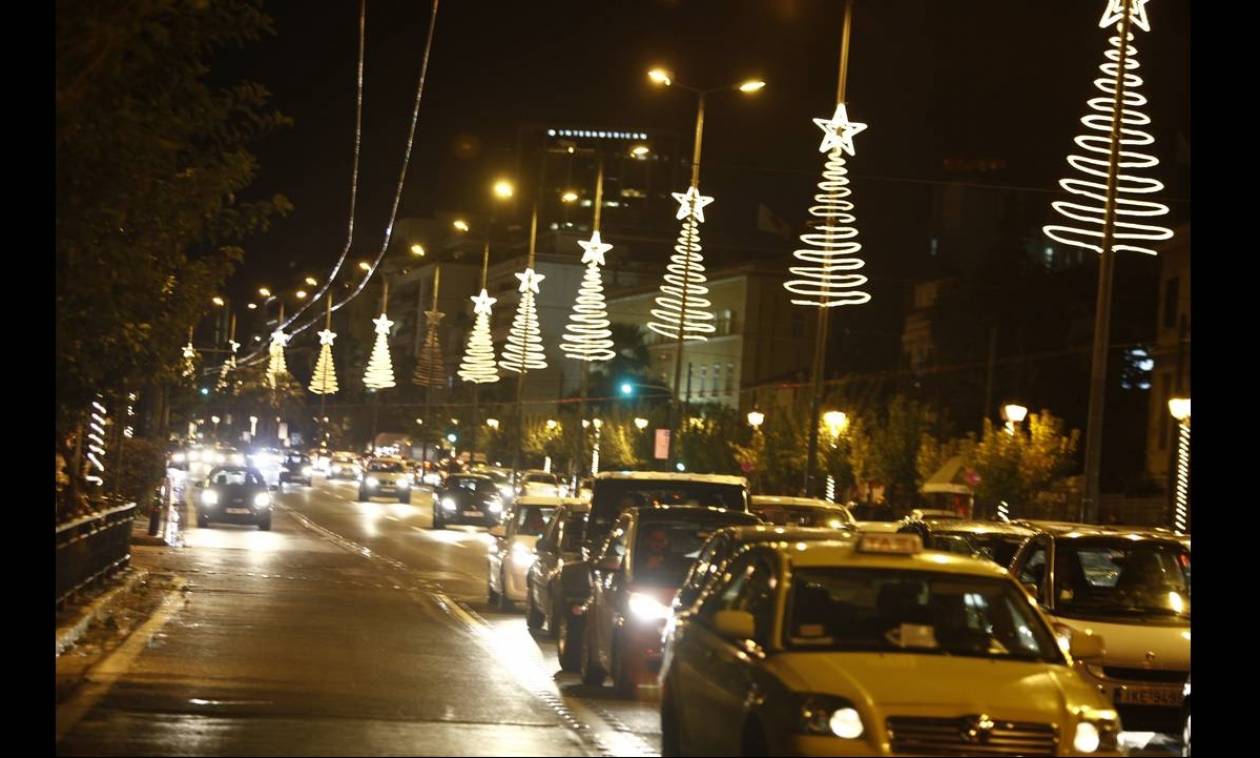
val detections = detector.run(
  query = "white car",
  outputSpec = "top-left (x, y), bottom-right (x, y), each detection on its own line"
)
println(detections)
top-left (518, 470), bottom-right (562, 498)
top-left (486, 497), bottom-right (576, 610)
top-left (1010, 524), bottom-right (1190, 737)
top-left (328, 452), bottom-right (362, 481)
top-left (358, 458), bottom-right (412, 502)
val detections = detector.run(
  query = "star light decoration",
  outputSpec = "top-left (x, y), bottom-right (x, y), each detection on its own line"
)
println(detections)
top-left (216, 339), bottom-right (240, 394)
top-left (647, 188), bottom-right (717, 342)
top-left (308, 329), bottom-right (339, 395)
top-left (1043, 0), bottom-right (1171, 256)
top-left (783, 102), bottom-right (872, 308)
top-left (363, 314), bottom-right (396, 390)
top-left (412, 309), bottom-right (446, 388)
top-left (85, 396), bottom-right (107, 486)
top-left (266, 328), bottom-right (290, 389)
top-left (560, 232), bottom-right (616, 363)
top-left (499, 268), bottom-right (548, 373)
top-left (181, 340), bottom-right (198, 379)
top-left (458, 289), bottom-right (501, 384)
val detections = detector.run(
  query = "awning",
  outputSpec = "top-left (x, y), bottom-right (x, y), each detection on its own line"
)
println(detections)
top-left (921, 456), bottom-right (973, 496)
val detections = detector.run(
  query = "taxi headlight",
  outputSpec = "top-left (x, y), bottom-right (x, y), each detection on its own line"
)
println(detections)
top-left (441, 497), bottom-right (457, 512)
top-left (253, 492), bottom-right (272, 508)
top-left (200, 490), bottom-right (219, 506)
top-left (1073, 722), bottom-right (1100, 753)
top-left (365, 476), bottom-right (380, 488)
top-left (799, 695), bottom-right (863, 739)
top-left (1071, 711), bottom-right (1118, 753)
top-left (487, 497), bottom-right (503, 513)
top-left (512, 542), bottom-right (535, 565)
top-left (396, 478), bottom-right (410, 489)
top-left (628, 592), bottom-right (671, 622)
top-left (302, 466), bottom-right (313, 476)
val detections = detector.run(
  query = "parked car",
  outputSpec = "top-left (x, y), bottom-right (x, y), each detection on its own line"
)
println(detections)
top-left (749, 496), bottom-right (854, 530)
top-left (278, 451), bottom-right (313, 488)
top-left (432, 473), bottom-right (505, 528)
top-left (896, 519), bottom-right (1037, 568)
top-left (197, 465), bottom-right (273, 530)
top-left (486, 497), bottom-right (578, 610)
top-left (908, 508), bottom-right (964, 522)
top-left (357, 458), bottom-right (411, 502)
top-left (525, 502), bottom-right (590, 655)
top-left (1009, 523), bottom-right (1190, 734)
top-left (579, 505), bottom-right (761, 696)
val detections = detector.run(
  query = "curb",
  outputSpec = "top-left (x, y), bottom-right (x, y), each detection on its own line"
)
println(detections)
top-left (55, 569), bottom-right (148, 658)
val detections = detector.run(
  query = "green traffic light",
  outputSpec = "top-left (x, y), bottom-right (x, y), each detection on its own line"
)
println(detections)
top-left (620, 382), bottom-right (633, 395)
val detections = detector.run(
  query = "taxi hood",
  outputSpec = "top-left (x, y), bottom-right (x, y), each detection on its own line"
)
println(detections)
top-left (771, 653), bottom-right (1100, 721)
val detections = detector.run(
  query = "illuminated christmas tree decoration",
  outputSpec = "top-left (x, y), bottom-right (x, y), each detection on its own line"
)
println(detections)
top-left (458, 289), bottom-right (500, 384)
top-left (560, 232), bottom-right (616, 362)
top-left (363, 314), bottom-right (396, 389)
top-left (85, 396), bottom-right (107, 486)
top-left (181, 340), bottom-right (197, 378)
top-left (308, 330), bottom-right (339, 395)
top-left (647, 190), bottom-right (716, 342)
top-left (217, 339), bottom-right (240, 393)
top-left (1043, 1), bottom-right (1172, 256)
top-left (413, 309), bottom-right (446, 388)
top-left (783, 104), bottom-right (872, 308)
top-left (499, 268), bottom-right (548, 374)
top-left (267, 329), bottom-right (290, 389)
top-left (825, 475), bottom-right (836, 503)
top-left (1173, 421), bottom-right (1189, 534)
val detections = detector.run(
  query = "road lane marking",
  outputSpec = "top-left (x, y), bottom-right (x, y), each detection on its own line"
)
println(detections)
top-left (56, 578), bottom-right (188, 741)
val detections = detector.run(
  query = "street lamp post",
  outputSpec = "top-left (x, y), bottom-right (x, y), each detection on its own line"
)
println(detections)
top-left (1001, 403), bottom-right (1028, 435)
top-left (1168, 397), bottom-right (1190, 534)
top-left (647, 66), bottom-right (764, 471)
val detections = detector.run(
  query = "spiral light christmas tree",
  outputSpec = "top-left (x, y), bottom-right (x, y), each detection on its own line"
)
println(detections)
top-left (182, 327), bottom-right (198, 379)
top-left (85, 395), bottom-right (107, 487)
top-left (363, 313), bottom-right (397, 390)
top-left (647, 186), bottom-right (716, 344)
top-left (1043, 0), bottom-right (1171, 256)
top-left (217, 340), bottom-right (239, 393)
top-left (266, 328), bottom-right (290, 389)
top-left (413, 309), bottom-right (446, 388)
top-left (459, 289), bottom-right (499, 384)
top-left (561, 232), bottom-right (616, 362)
top-left (499, 267), bottom-right (547, 374)
top-left (309, 330), bottom-right (340, 395)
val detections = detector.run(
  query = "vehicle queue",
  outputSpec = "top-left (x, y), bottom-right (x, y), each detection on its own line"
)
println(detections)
top-left (170, 443), bottom-right (1190, 757)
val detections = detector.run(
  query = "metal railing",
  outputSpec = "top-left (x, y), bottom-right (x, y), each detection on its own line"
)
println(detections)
top-left (56, 501), bottom-right (137, 608)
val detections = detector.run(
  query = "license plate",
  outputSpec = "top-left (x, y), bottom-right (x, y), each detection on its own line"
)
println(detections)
top-left (462, 510), bottom-right (482, 517)
top-left (225, 508), bottom-right (250, 514)
top-left (1115, 686), bottom-right (1183, 707)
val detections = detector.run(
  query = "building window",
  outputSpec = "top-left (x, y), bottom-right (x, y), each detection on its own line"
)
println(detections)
top-left (1162, 277), bottom-right (1179, 330)
top-left (726, 363), bottom-right (734, 393)
top-left (698, 365), bottom-right (708, 396)
top-left (712, 363), bottom-right (720, 395)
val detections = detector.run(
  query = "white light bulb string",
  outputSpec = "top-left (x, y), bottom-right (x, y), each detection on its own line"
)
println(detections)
top-left (214, 0), bottom-right (441, 375)
top-left (364, 315), bottom-right (397, 390)
top-left (309, 340), bottom-right (339, 395)
top-left (500, 290), bottom-right (547, 374)
top-left (413, 310), bottom-right (446, 388)
top-left (560, 260), bottom-right (615, 362)
top-left (1043, 25), bottom-right (1172, 256)
top-left (1174, 421), bottom-right (1189, 534)
top-left (647, 213), bottom-right (715, 342)
top-left (785, 146), bottom-right (870, 308)
top-left (458, 300), bottom-right (500, 384)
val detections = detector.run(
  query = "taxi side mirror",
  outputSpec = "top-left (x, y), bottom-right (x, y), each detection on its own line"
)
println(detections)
top-left (713, 610), bottom-right (755, 641)
top-left (489, 525), bottom-right (506, 538)
top-left (1068, 630), bottom-right (1105, 660)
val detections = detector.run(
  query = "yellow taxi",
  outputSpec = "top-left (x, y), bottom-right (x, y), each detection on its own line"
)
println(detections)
top-left (659, 533), bottom-right (1122, 756)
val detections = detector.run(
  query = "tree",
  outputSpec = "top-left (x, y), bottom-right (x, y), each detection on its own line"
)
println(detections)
top-left (960, 411), bottom-right (1080, 519)
top-left (864, 395), bottom-right (938, 513)
top-left (56, 0), bottom-right (291, 441)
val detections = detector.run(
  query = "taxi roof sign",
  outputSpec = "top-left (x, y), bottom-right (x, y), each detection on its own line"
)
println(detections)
top-left (856, 533), bottom-right (922, 555)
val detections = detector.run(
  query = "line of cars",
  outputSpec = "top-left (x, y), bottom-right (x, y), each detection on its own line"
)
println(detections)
top-left (481, 473), bottom-right (1189, 757)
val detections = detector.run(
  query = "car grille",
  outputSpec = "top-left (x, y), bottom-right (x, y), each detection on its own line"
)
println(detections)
top-left (886, 716), bottom-right (1057, 756)
top-left (1102, 666), bottom-right (1188, 684)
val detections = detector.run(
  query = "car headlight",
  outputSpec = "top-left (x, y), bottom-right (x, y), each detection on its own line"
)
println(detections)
top-left (253, 492), bottom-right (272, 508)
top-left (441, 497), bottom-right (457, 512)
top-left (1073, 722), bottom-right (1100, 753)
top-left (365, 476), bottom-right (379, 487)
top-left (487, 498), bottom-right (503, 513)
top-left (799, 695), bottom-right (864, 739)
top-left (200, 490), bottom-right (219, 506)
top-left (396, 478), bottom-right (409, 489)
top-left (628, 592), bottom-right (671, 622)
top-left (302, 466), bottom-right (313, 476)
top-left (1071, 710), bottom-right (1119, 753)
top-left (512, 542), bottom-right (535, 565)
top-left (499, 484), bottom-right (514, 499)
top-left (188, 451), bottom-right (201, 462)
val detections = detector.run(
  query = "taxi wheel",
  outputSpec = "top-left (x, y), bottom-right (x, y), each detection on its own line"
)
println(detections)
top-left (496, 569), bottom-right (513, 611)
top-left (487, 579), bottom-right (501, 608)
top-left (580, 625), bottom-right (606, 687)
top-left (557, 614), bottom-right (582, 672)
top-left (612, 638), bottom-right (636, 698)
top-left (258, 512), bottom-right (272, 531)
top-left (525, 583), bottom-right (545, 631)
top-left (197, 512), bottom-right (209, 528)
top-left (357, 488), bottom-right (368, 501)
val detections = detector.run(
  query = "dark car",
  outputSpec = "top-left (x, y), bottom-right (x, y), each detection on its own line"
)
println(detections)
top-left (552, 472), bottom-right (750, 672)
top-left (198, 466), bottom-right (273, 530)
top-left (278, 451), bottom-right (313, 488)
top-left (580, 506), bottom-right (761, 696)
top-left (432, 473), bottom-right (505, 528)
top-left (525, 503), bottom-right (590, 654)
top-left (896, 519), bottom-right (1036, 568)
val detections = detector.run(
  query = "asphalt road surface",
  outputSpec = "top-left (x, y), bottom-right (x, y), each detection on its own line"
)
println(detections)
top-left (56, 478), bottom-right (660, 757)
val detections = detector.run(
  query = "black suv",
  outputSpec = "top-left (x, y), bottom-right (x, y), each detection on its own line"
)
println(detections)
top-left (279, 452), bottom-right (313, 488)
top-left (432, 473), bottom-right (506, 528)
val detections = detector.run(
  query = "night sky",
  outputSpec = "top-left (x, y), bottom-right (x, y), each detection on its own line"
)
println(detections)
top-left (219, 0), bottom-right (1190, 300)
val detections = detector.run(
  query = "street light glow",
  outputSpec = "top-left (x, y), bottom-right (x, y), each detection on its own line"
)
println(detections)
top-left (1168, 397), bottom-right (1191, 421)
top-left (211, 296), bottom-right (225, 306)
top-left (648, 68), bottom-right (672, 86)
top-left (822, 410), bottom-right (848, 437)
top-left (747, 410), bottom-right (766, 429)
top-left (295, 290), bottom-right (308, 299)
top-left (258, 287), bottom-right (271, 298)
top-left (1001, 403), bottom-right (1029, 424)
top-left (493, 179), bottom-right (515, 199)
top-left (561, 190), bottom-right (579, 204)
top-left (410, 243), bottom-right (426, 257)
top-left (620, 382), bottom-right (634, 396)
top-left (305, 276), bottom-right (318, 286)
top-left (358, 261), bottom-right (371, 272)
top-left (247, 303), bottom-right (258, 310)
top-left (631, 144), bottom-right (650, 158)
top-left (545, 419), bottom-right (559, 430)
top-left (486, 418), bottom-right (500, 429)
top-left (634, 417), bottom-right (649, 430)
top-left (453, 219), bottom-right (470, 232)
top-left (738, 79), bottom-right (767, 93)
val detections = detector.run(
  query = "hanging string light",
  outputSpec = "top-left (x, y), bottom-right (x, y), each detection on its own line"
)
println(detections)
top-left (500, 268), bottom-right (548, 373)
top-left (560, 232), bottom-right (616, 362)
top-left (458, 289), bottom-right (500, 384)
top-left (1043, 0), bottom-right (1171, 256)
top-left (647, 187), bottom-right (717, 342)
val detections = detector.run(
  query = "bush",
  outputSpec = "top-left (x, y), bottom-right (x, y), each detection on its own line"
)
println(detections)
top-left (104, 437), bottom-right (167, 510)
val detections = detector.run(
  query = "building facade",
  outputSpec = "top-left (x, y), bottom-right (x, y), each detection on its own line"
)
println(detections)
top-left (1144, 225), bottom-right (1190, 484)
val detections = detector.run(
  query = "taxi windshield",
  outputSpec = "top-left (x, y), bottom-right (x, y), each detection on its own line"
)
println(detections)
top-left (368, 461), bottom-right (404, 473)
top-left (514, 506), bottom-right (557, 537)
top-left (786, 568), bottom-right (1062, 663)
top-left (1053, 538), bottom-right (1189, 622)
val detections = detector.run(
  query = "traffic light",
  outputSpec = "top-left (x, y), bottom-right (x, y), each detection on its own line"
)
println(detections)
top-left (620, 382), bottom-right (634, 396)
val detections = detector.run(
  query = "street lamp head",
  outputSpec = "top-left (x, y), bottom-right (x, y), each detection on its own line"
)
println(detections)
top-left (446, 433), bottom-right (457, 443)
top-left (295, 290), bottom-right (308, 300)
top-left (592, 418), bottom-right (603, 429)
top-left (738, 79), bottom-right (767, 93)
top-left (634, 417), bottom-right (649, 430)
top-left (305, 276), bottom-right (318, 286)
top-left (247, 302), bottom-right (258, 310)
top-left (410, 243), bottom-right (426, 257)
top-left (1168, 397), bottom-right (1191, 421)
top-left (648, 67), bottom-right (673, 87)
top-left (258, 287), bottom-right (272, 298)
top-left (545, 419), bottom-right (559, 430)
top-left (493, 179), bottom-right (515, 200)
top-left (486, 418), bottom-right (500, 429)
top-left (561, 190), bottom-right (579, 204)
top-left (822, 410), bottom-right (848, 437)
top-left (358, 261), bottom-right (371, 272)
top-left (211, 296), bottom-right (225, 307)
top-left (630, 144), bottom-right (650, 159)
top-left (452, 219), bottom-right (470, 232)
top-left (1001, 403), bottom-right (1029, 424)
top-left (747, 410), bottom-right (765, 429)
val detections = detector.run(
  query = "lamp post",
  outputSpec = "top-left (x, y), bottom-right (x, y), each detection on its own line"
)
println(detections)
top-left (1168, 397), bottom-right (1190, 534)
top-left (822, 410), bottom-right (848, 502)
top-left (647, 66), bottom-right (765, 470)
top-left (746, 409), bottom-right (766, 493)
top-left (1001, 403), bottom-right (1028, 435)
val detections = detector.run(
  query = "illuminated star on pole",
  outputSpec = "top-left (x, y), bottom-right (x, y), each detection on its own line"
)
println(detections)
top-left (813, 102), bottom-right (868, 156)
top-left (228, 339), bottom-right (240, 354)
top-left (577, 231), bottom-right (613, 266)
top-left (269, 328), bottom-right (290, 348)
top-left (671, 186), bottom-right (715, 223)
top-left (471, 288), bottom-right (497, 316)
top-left (515, 268), bottom-right (545, 294)
top-left (372, 314), bottom-right (394, 335)
top-left (317, 329), bottom-right (337, 346)
top-left (1099, 0), bottom-right (1151, 32)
